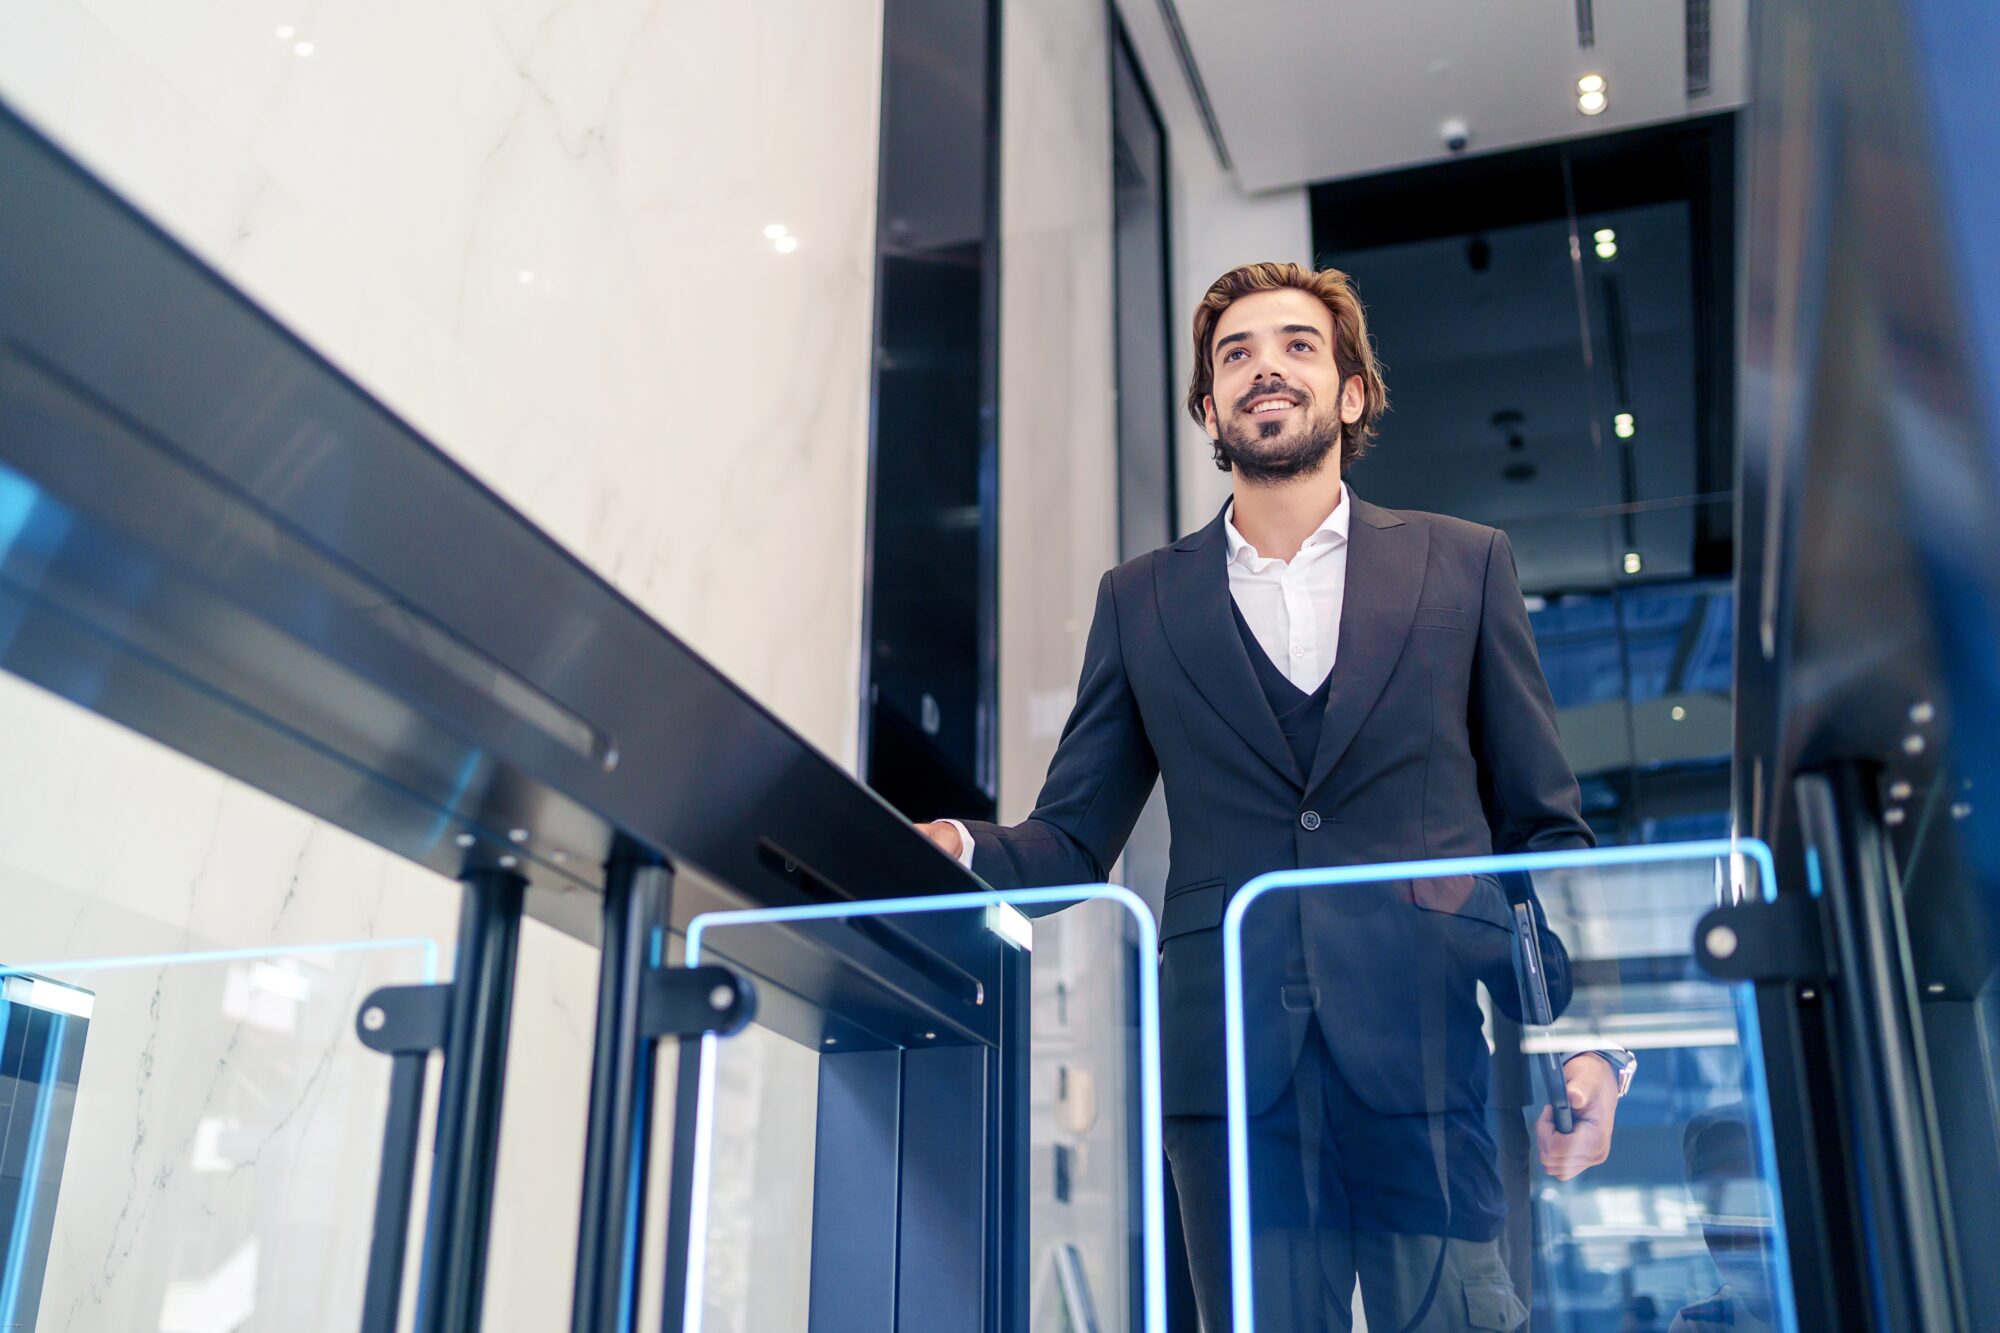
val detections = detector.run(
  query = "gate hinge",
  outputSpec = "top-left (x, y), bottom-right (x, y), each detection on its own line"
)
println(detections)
top-left (640, 964), bottom-right (756, 1039)
top-left (1695, 894), bottom-right (1829, 983)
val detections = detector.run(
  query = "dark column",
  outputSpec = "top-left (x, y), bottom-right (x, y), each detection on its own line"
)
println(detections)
top-left (898, 1044), bottom-right (990, 1330)
top-left (807, 1050), bottom-right (905, 1332)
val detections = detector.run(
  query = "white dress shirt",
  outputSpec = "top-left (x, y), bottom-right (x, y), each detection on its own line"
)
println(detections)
top-left (941, 487), bottom-right (1354, 871)
top-left (1222, 485), bottom-right (1351, 693)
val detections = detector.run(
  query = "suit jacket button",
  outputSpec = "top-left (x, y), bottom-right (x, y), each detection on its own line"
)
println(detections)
top-left (1300, 810), bottom-right (1322, 831)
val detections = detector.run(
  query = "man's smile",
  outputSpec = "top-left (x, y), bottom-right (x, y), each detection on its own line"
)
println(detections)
top-left (1243, 391), bottom-right (1303, 417)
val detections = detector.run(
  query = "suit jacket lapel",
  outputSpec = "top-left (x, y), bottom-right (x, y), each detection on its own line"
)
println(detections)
top-left (1159, 503), bottom-right (1305, 788)
top-left (1305, 498), bottom-right (1427, 796)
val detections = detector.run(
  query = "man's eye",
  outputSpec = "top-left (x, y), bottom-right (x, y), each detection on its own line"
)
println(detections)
top-left (1224, 349), bottom-right (1246, 361)
top-left (1291, 340), bottom-right (1315, 353)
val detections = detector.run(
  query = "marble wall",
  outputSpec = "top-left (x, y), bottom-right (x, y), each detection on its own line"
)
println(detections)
top-left (0, 0), bottom-right (885, 1328)
top-left (0, 0), bottom-right (884, 758)
top-left (995, 1), bottom-right (1144, 1325)
top-left (999, 0), bottom-right (1119, 826)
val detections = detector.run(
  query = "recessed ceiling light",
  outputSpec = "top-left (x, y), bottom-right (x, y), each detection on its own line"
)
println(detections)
top-left (517, 270), bottom-right (536, 285)
top-left (274, 24), bottom-right (297, 40)
top-left (1578, 88), bottom-right (1608, 116)
top-left (1593, 228), bottom-right (1616, 244)
top-left (293, 40), bottom-right (316, 57)
top-left (1595, 238), bottom-right (1618, 260)
top-left (1671, 705), bottom-right (1687, 721)
top-left (764, 223), bottom-right (788, 240)
top-left (1577, 74), bottom-right (1606, 95)
top-left (1614, 412), bottom-right (1636, 438)
top-left (774, 235), bottom-right (799, 254)
top-left (1623, 551), bottom-right (1643, 575)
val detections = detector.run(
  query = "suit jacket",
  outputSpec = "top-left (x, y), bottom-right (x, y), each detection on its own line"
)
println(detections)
top-left (959, 494), bottom-right (1592, 1119)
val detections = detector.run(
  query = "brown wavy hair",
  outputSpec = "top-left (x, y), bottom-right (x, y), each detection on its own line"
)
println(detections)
top-left (1186, 262), bottom-right (1388, 473)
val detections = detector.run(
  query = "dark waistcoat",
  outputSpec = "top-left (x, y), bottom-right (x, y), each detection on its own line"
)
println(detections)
top-left (1230, 597), bottom-right (1331, 780)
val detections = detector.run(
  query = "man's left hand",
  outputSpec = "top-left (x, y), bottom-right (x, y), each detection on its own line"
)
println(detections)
top-left (1535, 1054), bottom-right (1620, 1180)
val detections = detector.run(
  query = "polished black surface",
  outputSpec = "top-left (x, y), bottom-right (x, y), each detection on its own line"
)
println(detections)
top-left (860, 0), bottom-right (1002, 824)
top-left (0, 99), bottom-right (986, 959)
top-left (1113, 17), bottom-right (1175, 561)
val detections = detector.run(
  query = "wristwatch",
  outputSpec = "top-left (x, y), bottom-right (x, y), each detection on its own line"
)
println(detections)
top-left (1587, 1047), bottom-right (1638, 1098)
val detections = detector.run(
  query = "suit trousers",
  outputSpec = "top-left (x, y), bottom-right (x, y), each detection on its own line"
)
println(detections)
top-left (1163, 1030), bottom-right (1529, 1332)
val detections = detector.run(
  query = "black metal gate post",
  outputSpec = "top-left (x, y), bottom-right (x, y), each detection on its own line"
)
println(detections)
top-left (1795, 766), bottom-right (1968, 1333)
top-left (573, 850), bottom-right (672, 1333)
top-left (415, 866), bottom-right (528, 1333)
top-left (633, 963), bottom-right (755, 1333)
top-left (356, 982), bottom-right (453, 1333)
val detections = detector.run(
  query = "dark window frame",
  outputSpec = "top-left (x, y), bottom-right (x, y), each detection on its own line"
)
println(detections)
top-left (1110, 11), bottom-right (1179, 559)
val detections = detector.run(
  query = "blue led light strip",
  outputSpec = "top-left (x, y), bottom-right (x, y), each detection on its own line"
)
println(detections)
top-left (1221, 837), bottom-right (1797, 1332)
top-left (684, 884), bottom-right (1167, 1333)
top-left (0, 1005), bottom-right (61, 1324)
top-left (0, 936), bottom-right (442, 986)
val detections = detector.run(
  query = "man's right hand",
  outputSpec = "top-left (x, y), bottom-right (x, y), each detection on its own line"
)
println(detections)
top-left (914, 821), bottom-right (964, 860)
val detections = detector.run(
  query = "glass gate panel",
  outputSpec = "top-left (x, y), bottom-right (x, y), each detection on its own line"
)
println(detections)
top-left (0, 928), bottom-right (435, 1331)
top-left (682, 887), bottom-right (1165, 1333)
top-left (1223, 842), bottom-right (1794, 1333)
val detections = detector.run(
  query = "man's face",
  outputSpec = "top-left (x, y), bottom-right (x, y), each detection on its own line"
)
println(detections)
top-left (1203, 287), bottom-right (1364, 483)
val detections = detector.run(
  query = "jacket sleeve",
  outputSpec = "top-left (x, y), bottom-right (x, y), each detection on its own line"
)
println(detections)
top-left (1470, 529), bottom-right (1593, 1017)
top-left (1470, 528), bottom-right (1594, 857)
top-left (956, 571), bottom-right (1160, 890)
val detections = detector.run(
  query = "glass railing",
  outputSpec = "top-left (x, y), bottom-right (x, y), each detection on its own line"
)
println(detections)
top-left (1222, 841), bottom-right (1794, 1333)
top-left (680, 887), bottom-right (1166, 1333)
top-left (0, 929), bottom-right (435, 1330)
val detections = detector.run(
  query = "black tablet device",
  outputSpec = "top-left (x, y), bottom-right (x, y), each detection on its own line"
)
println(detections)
top-left (1511, 900), bottom-right (1575, 1135)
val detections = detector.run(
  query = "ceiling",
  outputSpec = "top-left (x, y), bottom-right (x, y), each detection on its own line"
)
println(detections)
top-left (1343, 199), bottom-right (1699, 593)
top-left (1168, 0), bottom-right (1748, 191)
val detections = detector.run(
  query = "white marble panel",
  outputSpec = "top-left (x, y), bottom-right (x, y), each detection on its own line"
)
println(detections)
top-left (997, 0), bottom-right (1118, 820)
top-left (997, 1), bottom-right (1141, 1325)
top-left (0, 0), bottom-right (884, 762)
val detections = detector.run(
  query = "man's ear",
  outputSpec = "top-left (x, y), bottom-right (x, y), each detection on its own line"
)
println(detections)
top-left (1340, 374), bottom-right (1364, 425)
top-left (1203, 394), bottom-right (1220, 440)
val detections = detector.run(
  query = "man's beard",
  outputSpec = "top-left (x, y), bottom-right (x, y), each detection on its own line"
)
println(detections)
top-left (1215, 401), bottom-right (1343, 483)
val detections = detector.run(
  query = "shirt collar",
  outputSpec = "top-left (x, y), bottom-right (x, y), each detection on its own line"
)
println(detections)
top-left (1223, 484), bottom-right (1353, 567)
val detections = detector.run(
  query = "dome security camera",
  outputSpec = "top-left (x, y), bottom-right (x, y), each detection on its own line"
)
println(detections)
top-left (1441, 118), bottom-right (1471, 154)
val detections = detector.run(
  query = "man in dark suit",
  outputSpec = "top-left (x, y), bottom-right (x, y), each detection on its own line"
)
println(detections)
top-left (918, 262), bottom-right (1629, 1331)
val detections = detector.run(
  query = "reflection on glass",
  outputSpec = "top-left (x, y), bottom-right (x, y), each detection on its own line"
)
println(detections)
top-left (0, 936), bottom-right (434, 1331)
top-left (683, 888), bottom-right (1164, 1333)
top-left (1222, 843), bottom-right (1795, 1332)
top-left (1519, 558), bottom-right (1736, 845)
